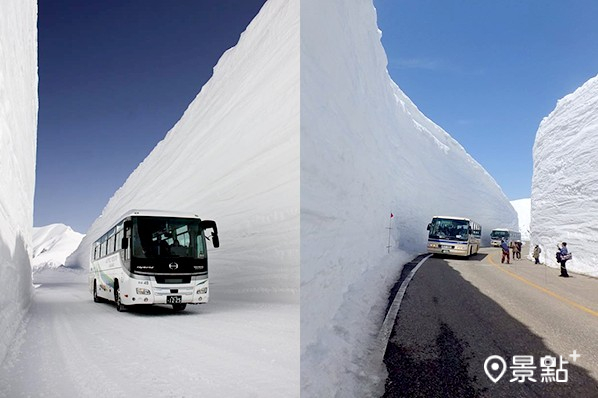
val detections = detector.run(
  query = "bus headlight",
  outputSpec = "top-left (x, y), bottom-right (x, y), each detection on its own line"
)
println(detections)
top-left (136, 288), bottom-right (151, 295)
top-left (197, 287), bottom-right (208, 295)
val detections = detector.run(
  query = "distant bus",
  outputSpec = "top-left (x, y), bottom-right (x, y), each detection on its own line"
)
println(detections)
top-left (426, 216), bottom-right (482, 257)
top-left (490, 228), bottom-right (521, 247)
top-left (89, 210), bottom-right (219, 312)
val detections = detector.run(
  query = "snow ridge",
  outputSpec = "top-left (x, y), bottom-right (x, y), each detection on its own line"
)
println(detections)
top-left (32, 224), bottom-right (84, 271)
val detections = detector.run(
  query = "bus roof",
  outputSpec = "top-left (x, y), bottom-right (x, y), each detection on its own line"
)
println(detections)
top-left (117, 209), bottom-right (202, 221)
top-left (431, 216), bottom-right (473, 222)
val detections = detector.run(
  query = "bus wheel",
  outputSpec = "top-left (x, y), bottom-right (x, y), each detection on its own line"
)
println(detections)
top-left (115, 284), bottom-right (126, 312)
top-left (93, 281), bottom-right (102, 303)
top-left (172, 303), bottom-right (187, 312)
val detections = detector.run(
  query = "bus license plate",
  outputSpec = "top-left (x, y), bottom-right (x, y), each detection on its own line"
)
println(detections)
top-left (167, 296), bottom-right (182, 304)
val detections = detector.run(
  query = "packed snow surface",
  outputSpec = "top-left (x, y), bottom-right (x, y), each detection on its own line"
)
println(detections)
top-left (301, 0), bottom-right (517, 395)
top-left (511, 198), bottom-right (531, 241)
top-left (0, 0), bottom-right (37, 365)
top-left (531, 73), bottom-right (598, 276)
top-left (0, 270), bottom-right (298, 397)
top-left (31, 224), bottom-right (84, 271)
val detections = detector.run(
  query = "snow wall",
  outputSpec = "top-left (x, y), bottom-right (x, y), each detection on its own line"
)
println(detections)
top-left (531, 73), bottom-right (598, 277)
top-left (66, 0), bottom-right (299, 303)
top-left (0, 0), bottom-right (38, 364)
top-left (301, 0), bottom-right (518, 395)
top-left (511, 198), bottom-right (531, 241)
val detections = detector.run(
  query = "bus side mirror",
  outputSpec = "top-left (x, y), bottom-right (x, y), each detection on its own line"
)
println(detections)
top-left (121, 237), bottom-right (128, 250)
top-left (426, 223), bottom-right (431, 231)
top-left (200, 220), bottom-right (219, 249)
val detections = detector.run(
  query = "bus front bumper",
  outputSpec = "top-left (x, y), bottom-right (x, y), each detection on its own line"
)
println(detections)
top-left (124, 291), bottom-right (209, 305)
top-left (122, 280), bottom-right (209, 305)
top-left (427, 243), bottom-right (469, 256)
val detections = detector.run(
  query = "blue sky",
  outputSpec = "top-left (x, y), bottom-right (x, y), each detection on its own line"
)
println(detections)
top-left (35, 1), bottom-right (598, 232)
top-left (35, 0), bottom-right (266, 232)
top-left (375, 0), bottom-right (598, 201)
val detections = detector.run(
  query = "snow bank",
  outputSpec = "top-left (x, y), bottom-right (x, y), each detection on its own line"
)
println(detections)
top-left (66, 0), bottom-right (299, 303)
top-left (301, 0), bottom-right (517, 395)
top-left (531, 73), bottom-right (598, 276)
top-left (0, 0), bottom-right (38, 364)
top-left (32, 224), bottom-right (84, 271)
top-left (511, 198), bottom-right (531, 241)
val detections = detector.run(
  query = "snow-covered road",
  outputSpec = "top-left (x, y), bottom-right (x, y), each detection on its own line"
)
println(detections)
top-left (0, 270), bottom-right (299, 397)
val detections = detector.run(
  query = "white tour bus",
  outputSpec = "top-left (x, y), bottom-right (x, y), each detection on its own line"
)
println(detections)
top-left (490, 228), bottom-right (522, 247)
top-left (426, 216), bottom-right (482, 257)
top-left (89, 210), bottom-right (219, 312)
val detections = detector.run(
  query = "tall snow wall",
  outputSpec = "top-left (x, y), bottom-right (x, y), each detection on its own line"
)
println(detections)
top-left (66, 0), bottom-right (299, 303)
top-left (301, 0), bottom-right (517, 395)
top-left (531, 74), bottom-right (598, 277)
top-left (0, 0), bottom-right (38, 364)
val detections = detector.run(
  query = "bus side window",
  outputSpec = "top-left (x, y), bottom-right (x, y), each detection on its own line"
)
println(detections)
top-left (115, 229), bottom-right (123, 252)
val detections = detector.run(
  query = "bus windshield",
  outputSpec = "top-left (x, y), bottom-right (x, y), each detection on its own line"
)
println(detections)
top-left (428, 218), bottom-right (470, 241)
top-left (490, 230), bottom-right (509, 239)
top-left (131, 217), bottom-right (206, 259)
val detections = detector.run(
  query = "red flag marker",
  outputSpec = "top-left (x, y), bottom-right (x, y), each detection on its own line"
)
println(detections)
top-left (387, 213), bottom-right (394, 252)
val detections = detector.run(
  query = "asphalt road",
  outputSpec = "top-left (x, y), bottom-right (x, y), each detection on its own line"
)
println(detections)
top-left (383, 246), bottom-right (598, 397)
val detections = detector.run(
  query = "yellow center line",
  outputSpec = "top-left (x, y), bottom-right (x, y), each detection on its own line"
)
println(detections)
top-left (486, 251), bottom-right (598, 318)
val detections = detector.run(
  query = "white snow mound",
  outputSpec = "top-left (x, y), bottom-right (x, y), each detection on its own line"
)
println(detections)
top-left (32, 224), bottom-right (84, 271)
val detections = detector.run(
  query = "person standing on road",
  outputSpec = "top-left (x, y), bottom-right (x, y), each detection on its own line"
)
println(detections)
top-left (510, 240), bottom-right (519, 260)
top-left (515, 241), bottom-right (522, 259)
top-left (558, 242), bottom-right (570, 277)
top-left (533, 244), bottom-right (541, 264)
top-left (500, 238), bottom-right (510, 264)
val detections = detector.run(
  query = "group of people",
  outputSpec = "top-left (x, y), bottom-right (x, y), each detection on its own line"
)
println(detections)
top-left (499, 239), bottom-right (523, 264)
top-left (499, 239), bottom-right (572, 278)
